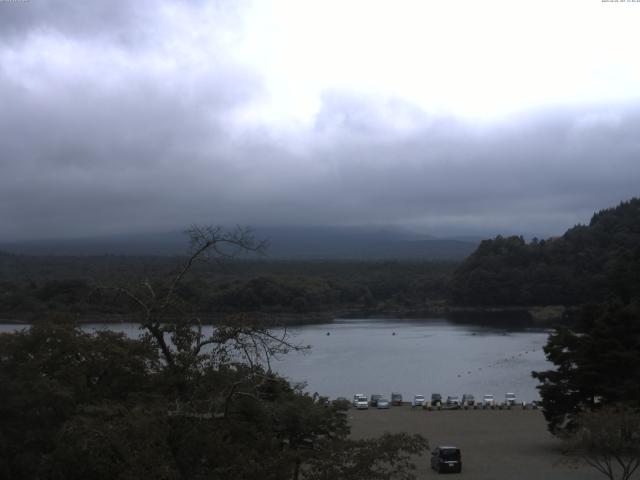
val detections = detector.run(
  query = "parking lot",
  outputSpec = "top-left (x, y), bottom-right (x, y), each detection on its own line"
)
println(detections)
top-left (348, 406), bottom-right (603, 480)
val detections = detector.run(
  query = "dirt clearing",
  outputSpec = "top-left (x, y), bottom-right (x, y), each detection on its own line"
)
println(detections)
top-left (348, 407), bottom-right (603, 479)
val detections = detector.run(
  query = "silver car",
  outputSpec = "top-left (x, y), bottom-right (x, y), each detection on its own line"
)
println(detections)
top-left (353, 394), bottom-right (369, 409)
top-left (505, 392), bottom-right (517, 406)
top-left (482, 394), bottom-right (495, 408)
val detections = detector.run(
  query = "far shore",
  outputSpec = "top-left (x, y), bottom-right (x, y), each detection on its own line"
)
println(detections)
top-left (0, 304), bottom-right (567, 327)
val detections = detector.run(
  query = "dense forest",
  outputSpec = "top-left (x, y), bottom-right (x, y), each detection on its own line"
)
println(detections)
top-left (2, 198), bottom-right (639, 323)
top-left (0, 256), bottom-right (454, 322)
top-left (450, 198), bottom-right (640, 306)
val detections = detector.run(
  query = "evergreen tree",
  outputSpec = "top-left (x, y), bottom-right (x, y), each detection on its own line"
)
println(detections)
top-left (532, 303), bottom-right (640, 434)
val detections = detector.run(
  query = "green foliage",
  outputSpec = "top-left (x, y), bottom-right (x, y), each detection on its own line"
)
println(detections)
top-left (305, 433), bottom-right (428, 480)
top-left (0, 226), bottom-right (429, 478)
top-left (0, 258), bottom-right (455, 321)
top-left (451, 198), bottom-right (640, 306)
top-left (0, 320), bottom-right (160, 479)
top-left (0, 320), bottom-right (427, 479)
top-left (532, 303), bottom-right (640, 434)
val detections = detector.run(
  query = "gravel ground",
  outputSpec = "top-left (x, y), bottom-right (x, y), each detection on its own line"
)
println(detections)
top-left (348, 406), bottom-right (603, 480)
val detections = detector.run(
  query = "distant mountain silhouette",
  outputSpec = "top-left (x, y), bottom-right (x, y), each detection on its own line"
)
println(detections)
top-left (1, 225), bottom-right (478, 260)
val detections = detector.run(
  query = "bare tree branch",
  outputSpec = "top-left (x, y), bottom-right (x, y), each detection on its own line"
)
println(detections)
top-left (568, 407), bottom-right (640, 480)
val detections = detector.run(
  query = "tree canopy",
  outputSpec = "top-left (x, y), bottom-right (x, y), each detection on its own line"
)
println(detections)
top-left (532, 302), bottom-right (640, 434)
top-left (451, 198), bottom-right (640, 306)
top-left (0, 226), bottom-right (428, 480)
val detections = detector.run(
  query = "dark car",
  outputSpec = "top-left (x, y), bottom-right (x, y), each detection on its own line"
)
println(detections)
top-left (391, 392), bottom-right (403, 406)
top-left (431, 393), bottom-right (442, 406)
top-left (431, 446), bottom-right (462, 473)
top-left (445, 395), bottom-right (461, 409)
top-left (461, 394), bottom-right (475, 408)
top-left (370, 394), bottom-right (382, 407)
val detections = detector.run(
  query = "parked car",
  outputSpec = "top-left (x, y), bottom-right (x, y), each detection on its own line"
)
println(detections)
top-left (413, 394), bottom-right (425, 407)
top-left (391, 392), bottom-right (403, 406)
top-left (505, 392), bottom-right (518, 406)
top-left (377, 398), bottom-right (391, 409)
top-left (446, 395), bottom-right (461, 409)
top-left (431, 446), bottom-right (462, 473)
top-left (461, 394), bottom-right (475, 407)
top-left (482, 394), bottom-right (495, 408)
top-left (431, 393), bottom-right (443, 407)
top-left (370, 394), bottom-right (382, 407)
top-left (353, 394), bottom-right (369, 409)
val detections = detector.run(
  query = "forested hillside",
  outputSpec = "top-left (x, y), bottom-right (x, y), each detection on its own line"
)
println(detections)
top-left (450, 198), bottom-right (640, 306)
top-left (0, 257), bottom-right (454, 322)
top-left (3, 198), bottom-right (639, 320)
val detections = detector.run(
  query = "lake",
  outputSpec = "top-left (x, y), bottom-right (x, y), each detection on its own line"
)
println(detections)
top-left (1, 318), bottom-right (551, 402)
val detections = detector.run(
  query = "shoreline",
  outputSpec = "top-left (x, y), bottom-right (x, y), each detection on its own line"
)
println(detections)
top-left (0, 305), bottom-right (567, 327)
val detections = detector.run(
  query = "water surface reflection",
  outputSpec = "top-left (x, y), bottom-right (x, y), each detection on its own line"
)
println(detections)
top-left (1, 318), bottom-right (551, 402)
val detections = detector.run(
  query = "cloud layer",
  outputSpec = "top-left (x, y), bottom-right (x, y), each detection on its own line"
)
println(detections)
top-left (1, 0), bottom-right (639, 241)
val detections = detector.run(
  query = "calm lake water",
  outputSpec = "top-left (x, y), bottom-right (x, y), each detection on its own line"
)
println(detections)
top-left (1, 318), bottom-right (551, 402)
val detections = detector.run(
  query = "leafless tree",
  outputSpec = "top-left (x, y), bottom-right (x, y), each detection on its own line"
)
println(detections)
top-left (567, 407), bottom-right (640, 480)
top-left (106, 225), bottom-right (303, 373)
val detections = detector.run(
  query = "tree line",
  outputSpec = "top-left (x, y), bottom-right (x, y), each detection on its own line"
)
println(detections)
top-left (0, 256), bottom-right (454, 321)
top-left (526, 200), bottom-right (640, 480)
top-left (451, 198), bottom-right (640, 306)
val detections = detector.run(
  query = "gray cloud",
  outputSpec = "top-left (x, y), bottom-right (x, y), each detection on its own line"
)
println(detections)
top-left (0, 0), bottom-right (153, 45)
top-left (1, 1), bottom-right (639, 241)
top-left (0, 0), bottom-right (230, 45)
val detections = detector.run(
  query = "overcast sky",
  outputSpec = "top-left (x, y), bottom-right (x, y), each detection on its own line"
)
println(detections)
top-left (1, 0), bottom-right (639, 241)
